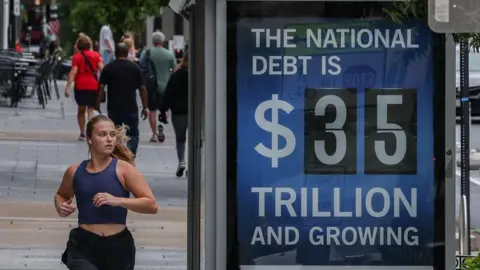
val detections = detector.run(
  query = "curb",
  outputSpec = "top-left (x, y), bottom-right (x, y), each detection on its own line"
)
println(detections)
top-left (456, 220), bottom-right (480, 251)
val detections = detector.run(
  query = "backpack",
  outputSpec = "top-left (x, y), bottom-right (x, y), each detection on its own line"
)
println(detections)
top-left (141, 49), bottom-right (158, 92)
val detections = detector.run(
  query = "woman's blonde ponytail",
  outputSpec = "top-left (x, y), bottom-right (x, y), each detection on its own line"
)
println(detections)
top-left (111, 125), bottom-right (135, 165)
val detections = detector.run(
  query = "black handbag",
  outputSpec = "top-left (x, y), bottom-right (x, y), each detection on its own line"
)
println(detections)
top-left (80, 51), bottom-right (106, 103)
top-left (141, 49), bottom-right (158, 93)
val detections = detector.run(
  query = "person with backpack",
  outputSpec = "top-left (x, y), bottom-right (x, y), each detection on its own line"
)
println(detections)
top-left (96, 43), bottom-right (149, 157)
top-left (139, 31), bottom-right (177, 143)
top-left (65, 35), bottom-right (104, 141)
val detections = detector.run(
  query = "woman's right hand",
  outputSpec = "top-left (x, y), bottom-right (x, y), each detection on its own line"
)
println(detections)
top-left (64, 89), bottom-right (70, 98)
top-left (57, 198), bottom-right (76, 217)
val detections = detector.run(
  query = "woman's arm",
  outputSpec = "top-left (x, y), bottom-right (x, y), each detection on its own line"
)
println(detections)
top-left (97, 52), bottom-right (104, 72)
top-left (54, 164), bottom-right (78, 217)
top-left (98, 62), bottom-right (104, 72)
top-left (118, 160), bottom-right (158, 214)
top-left (65, 55), bottom-right (79, 94)
top-left (160, 71), bottom-right (179, 113)
top-left (65, 66), bottom-right (78, 92)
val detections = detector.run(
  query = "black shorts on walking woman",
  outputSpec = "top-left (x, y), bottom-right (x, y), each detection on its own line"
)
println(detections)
top-left (74, 89), bottom-right (98, 107)
top-left (62, 227), bottom-right (135, 270)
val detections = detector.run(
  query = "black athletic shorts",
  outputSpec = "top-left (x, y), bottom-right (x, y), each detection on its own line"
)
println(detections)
top-left (147, 89), bottom-right (163, 111)
top-left (61, 227), bottom-right (135, 270)
top-left (74, 90), bottom-right (98, 107)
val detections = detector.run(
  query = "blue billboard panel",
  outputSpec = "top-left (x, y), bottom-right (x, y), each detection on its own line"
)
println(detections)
top-left (232, 12), bottom-right (439, 270)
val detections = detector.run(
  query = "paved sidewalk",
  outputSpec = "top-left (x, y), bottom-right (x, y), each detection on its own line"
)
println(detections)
top-left (0, 80), bottom-right (175, 143)
top-left (0, 82), bottom-right (188, 269)
top-left (0, 140), bottom-right (187, 206)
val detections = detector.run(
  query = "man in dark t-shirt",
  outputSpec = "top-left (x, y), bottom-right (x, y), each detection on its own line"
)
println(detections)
top-left (97, 43), bottom-right (148, 156)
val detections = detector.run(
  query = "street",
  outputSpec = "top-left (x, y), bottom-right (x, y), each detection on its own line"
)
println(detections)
top-left (456, 124), bottom-right (480, 230)
top-left (0, 81), bottom-right (187, 269)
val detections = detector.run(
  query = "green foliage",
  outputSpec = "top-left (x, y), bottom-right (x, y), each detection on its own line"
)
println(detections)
top-left (58, 0), bottom-right (75, 56)
top-left (65, 0), bottom-right (169, 42)
top-left (462, 255), bottom-right (480, 269)
top-left (384, 0), bottom-right (480, 51)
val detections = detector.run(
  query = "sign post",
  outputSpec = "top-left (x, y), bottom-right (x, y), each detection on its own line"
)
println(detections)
top-left (458, 38), bottom-right (471, 256)
top-left (429, 0), bottom-right (480, 33)
top-left (221, 1), bottom-right (455, 269)
top-left (12, 0), bottom-right (19, 16)
top-left (427, 0), bottom-right (474, 259)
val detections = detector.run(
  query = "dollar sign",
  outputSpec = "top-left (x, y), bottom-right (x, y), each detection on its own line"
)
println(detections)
top-left (254, 94), bottom-right (296, 168)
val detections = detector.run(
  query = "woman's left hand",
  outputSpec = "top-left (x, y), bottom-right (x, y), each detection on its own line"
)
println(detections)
top-left (92, 192), bottom-right (123, 207)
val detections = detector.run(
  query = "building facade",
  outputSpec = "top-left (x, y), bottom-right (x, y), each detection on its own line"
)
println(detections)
top-left (1, 0), bottom-right (56, 51)
top-left (145, 7), bottom-right (189, 48)
top-left (1, 4), bottom-right (187, 51)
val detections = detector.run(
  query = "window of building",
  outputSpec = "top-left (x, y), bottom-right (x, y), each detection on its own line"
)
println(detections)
top-left (154, 17), bottom-right (162, 32)
top-left (20, 3), bottom-right (43, 46)
top-left (174, 14), bottom-right (183, 35)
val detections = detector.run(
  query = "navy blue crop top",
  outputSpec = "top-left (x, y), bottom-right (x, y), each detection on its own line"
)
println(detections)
top-left (73, 158), bottom-right (129, 224)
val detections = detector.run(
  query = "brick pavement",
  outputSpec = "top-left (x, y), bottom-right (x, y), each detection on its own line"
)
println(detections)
top-left (0, 82), bottom-right (188, 269)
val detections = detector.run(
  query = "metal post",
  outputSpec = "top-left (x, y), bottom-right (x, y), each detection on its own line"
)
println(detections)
top-left (8, 0), bottom-right (15, 48)
top-left (187, 3), bottom-right (202, 270)
top-left (459, 38), bottom-right (471, 255)
top-left (145, 17), bottom-right (154, 49)
top-left (27, 26), bottom-right (31, 52)
top-left (41, 4), bottom-right (47, 38)
top-left (2, 0), bottom-right (10, 50)
top-left (470, 102), bottom-right (472, 141)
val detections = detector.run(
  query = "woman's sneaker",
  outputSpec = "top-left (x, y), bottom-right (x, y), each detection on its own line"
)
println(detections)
top-left (176, 161), bottom-right (186, 177)
top-left (149, 135), bottom-right (158, 143)
top-left (78, 133), bottom-right (86, 141)
top-left (157, 124), bottom-right (165, 142)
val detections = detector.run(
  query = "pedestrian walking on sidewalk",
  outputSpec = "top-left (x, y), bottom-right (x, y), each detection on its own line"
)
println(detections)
top-left (123, 37), bottom-right (139, 62)
top-left (65, 35), bottom-right (104, 141)
top-left (139, 31), bottom-right (177, 143)
top-left (99, 25), bottom-right (115, 65)
top-left (73, 32), bottom-right (85, 55)
top-left (55, 115), bottom-right (158, 270)
top-left (161, 52), bottom-right (189, 177)
top-left (96, 43), bottom-right (149, 156)
top-left (121, 31), bottom-right (138, 55)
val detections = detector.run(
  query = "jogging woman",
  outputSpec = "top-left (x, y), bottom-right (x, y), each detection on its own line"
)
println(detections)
top-left (55, 115), bottom-right (158, 269)
top-left (65, 35), bottom-right (103, 141)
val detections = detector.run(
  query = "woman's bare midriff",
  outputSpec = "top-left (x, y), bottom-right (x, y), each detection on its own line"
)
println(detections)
top-left (79, 224), bottom-right (126, 236)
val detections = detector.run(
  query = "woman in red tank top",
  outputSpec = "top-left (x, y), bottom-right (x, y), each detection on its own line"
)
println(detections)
top-left (65, 35), bottom-right (104, 140)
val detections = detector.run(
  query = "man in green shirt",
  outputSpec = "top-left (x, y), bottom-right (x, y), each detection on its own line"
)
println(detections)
top-left (139, 31), bottom-right (177, 143)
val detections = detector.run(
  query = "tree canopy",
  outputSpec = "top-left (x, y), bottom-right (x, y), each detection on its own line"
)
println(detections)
top-left (67, 0), bottom-right (169, 42)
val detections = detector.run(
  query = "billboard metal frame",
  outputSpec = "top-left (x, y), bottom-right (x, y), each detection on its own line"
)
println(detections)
top-left (197, 1), bottom-right (457, 269)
